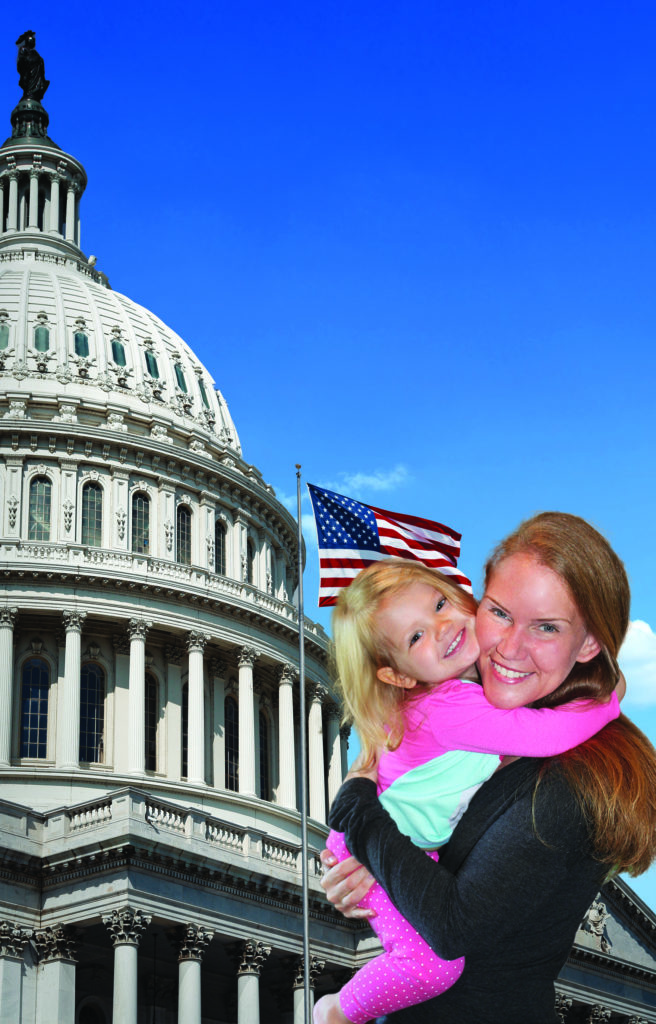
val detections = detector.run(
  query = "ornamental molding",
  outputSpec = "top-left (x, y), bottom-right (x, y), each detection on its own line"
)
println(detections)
top-left (236, 938), bottom-right (271, 977)
top-left (0, 920), bottom-right (31, 958)
top-left (33, 924), bottom-right (77, 963)
top-left (102, 907), bottom-right (151, 947)
top-left (175, 923), bottom-right (214, 963)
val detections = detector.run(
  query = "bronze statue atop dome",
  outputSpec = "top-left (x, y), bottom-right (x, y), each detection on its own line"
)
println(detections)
top-left (16, 30), bottom-right (49, 101)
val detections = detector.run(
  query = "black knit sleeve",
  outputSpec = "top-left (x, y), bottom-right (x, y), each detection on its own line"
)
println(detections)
top-left (328, 768), bottom-right (593, 961)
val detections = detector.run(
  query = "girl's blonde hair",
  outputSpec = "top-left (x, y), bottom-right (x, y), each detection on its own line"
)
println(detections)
top-left (331, 558), bottom-right (477, 770)
top-left (486, 512), bottom-right (656, 876)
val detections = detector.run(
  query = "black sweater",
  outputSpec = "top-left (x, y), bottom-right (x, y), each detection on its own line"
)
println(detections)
top-left (328, 758), bottom-right (608, 1024)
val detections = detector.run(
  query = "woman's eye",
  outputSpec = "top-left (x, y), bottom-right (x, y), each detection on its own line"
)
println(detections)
top-left (409, 631), bottom-right (423, 647)
top-left (490, 606), bottom-right (508, 620)
top-left (538, 623), bottom-right (559, 634)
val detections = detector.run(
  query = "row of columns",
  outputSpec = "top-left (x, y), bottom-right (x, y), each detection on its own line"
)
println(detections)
top-left (0, 911), bottom-right (323, 1024)
top-left (0, 608), bottom-right (347, 822)
top-left (0, 169), bottom-right (81, 242)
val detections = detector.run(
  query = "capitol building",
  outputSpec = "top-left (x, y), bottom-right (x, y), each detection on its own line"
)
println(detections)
top-left (1, 32), bottom-right (656, 1024)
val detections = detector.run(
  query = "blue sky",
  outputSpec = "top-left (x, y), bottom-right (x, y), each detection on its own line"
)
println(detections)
top-left (7, 2), bottom-right (656, 907)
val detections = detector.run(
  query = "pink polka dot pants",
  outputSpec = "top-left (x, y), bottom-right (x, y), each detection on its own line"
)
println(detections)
top-left (327, 830), bottom-right (465, 1024)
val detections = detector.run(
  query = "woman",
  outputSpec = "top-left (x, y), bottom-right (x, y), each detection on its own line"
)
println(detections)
top-left (320, 512), bottom-right (656, 1024)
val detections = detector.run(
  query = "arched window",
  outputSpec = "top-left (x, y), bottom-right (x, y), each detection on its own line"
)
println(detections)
top-left (246, 538), bottom-right (256, 586)
top-left (198, 378), bottom-right (210, 408)
top-left (145, 671), bottom-right (158, 771)
top-left (79, 662), bottom-right (105, 762)
top-left (181, 681), bottom-right (188, 778)
top-left (20, 657), bottom-right (49, 758)
top-left (34, 326), bottom-right (49, 352)
top-left (215, 520), bottom-right (226, 575)
top-left (225, 696), bottom-right (238, 791)
top-left (74, 331), bottom-right (89, 357)
top-left (0, 323), bottom-right (9, 350)
top-left (145, 351), bottom-right (159, 378)
top-left (259, 709), bottom-right (270, 800)
top-left (81, 481), bottom-right (103, 546)
top-left (111, 339), bottom-right (126, 366)
top-left (79, 1005), bottom-right (107, 1024)
top-left (28, 476), bottom-right (52, 541)
top-left (176, 505), bottom-right (191, 565)
top-left (174, 363), bottom-right (188, 392)
top-left (131, 492), bottom-right (150, 554)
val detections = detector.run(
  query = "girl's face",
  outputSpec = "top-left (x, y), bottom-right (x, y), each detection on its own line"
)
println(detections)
top-left (476, 552), bottom-right (600, 710)
top-left (376, 582), bottom-right (479, 689)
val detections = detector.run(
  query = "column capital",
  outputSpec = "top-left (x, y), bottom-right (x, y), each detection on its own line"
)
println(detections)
top-left (102, 907), bottom-right (151, 947)
top-left (307, 681), bottom-right (328, 704)
top-left (33, 924), bottom-right (77, 963)
top-left (238, 646), bottom-right (258, 669)
top-left (325, 701), bottom-right (341, 721)
top-left (237, 938), bottom-right (271, 977)
top-left (175, 923), bottom-right (214, 963)
top-left (187, 631), bottom-right (210, 654)
top-left (127, 618), bottom-right (152, 641)
top-left (585, 1008), bottom-right (611, 1024)
top-left (293, 955), bottom-right (325, 990)
top-left (554, 992), bottom-right (572, 1024)
top-left (62, 609), bottom-right (87, 633)
top-left (340, 724), bottom-right (351, 742)
top-left (0, 920), bottom-right (31, 958)
top-left (0, 607), bottom-right (18, 628)
top-left (277, 663), bottom-right (298, 686)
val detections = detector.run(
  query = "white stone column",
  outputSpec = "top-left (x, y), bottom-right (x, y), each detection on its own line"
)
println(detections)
top-left (165, 642), bottom-right (184, 782)
top-left (127, 619), bottom-right (151, 774)
top-left (186, 631), bottom-right (209, 785)
top-left (102, 908), bottom-right (151, 1024)
top-left (65, 184), bottom-right (76, 242)
top-left (28, 169), bottom-right (40, 229)
top-left (176, 925), bottom-right (213, 1024)
top-left (7, 173), bottom-right (18, 231)
top-left (237, 939), bottom-right (271, 1024)
top-left (210, 657), bottom-right (226, 789)
top-left (0, 608), bottom-right (17, 766)
top-left (308, 684), bottom-right (326, 823)
top-left (293, 956), bottom-right (325, 1024)
top-left (34, 925), bottom-right (77, 1024)
top-left (56, 610), bottom-right (86, 769)
top-left (0, 920), bottom-right (30, 1024)
top-left (326, 702), bottom-right (343, 807)
top-left (49, 173), bottom-right (60, 234)
top-left (238, 647), bottom-right (257, 795)
top-left (277, 664), bottom-right (297, 809)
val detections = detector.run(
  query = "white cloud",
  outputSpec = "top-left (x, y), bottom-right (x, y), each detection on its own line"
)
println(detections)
top-left (339, 465), bottom-right (410, 493)
top-left (619, 620), bottom-right (656, 706)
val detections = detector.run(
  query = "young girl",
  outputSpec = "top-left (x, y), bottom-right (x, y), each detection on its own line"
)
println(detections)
top-left (313, 557), bottom-right (622, 1024)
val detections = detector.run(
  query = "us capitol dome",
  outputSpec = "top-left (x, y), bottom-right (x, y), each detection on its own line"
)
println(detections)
top-left (0, 32), bottom-right (361, 1024)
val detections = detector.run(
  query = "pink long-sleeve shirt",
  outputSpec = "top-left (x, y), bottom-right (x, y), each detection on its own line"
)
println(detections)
top-left (377, 679), bottom-right (620, 849)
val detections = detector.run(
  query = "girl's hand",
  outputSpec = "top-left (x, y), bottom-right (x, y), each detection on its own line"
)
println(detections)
top-left (319, 848), bottom-right (376, 919)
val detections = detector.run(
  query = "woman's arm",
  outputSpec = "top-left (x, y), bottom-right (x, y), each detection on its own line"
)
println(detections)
top-left (329, 766), bottom-right (598, 960)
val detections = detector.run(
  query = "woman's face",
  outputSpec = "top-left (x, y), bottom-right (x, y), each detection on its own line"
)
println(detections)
top-left (476, 552), bottom-right (600, 709)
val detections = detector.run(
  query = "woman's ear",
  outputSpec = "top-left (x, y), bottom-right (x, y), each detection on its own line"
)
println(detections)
top-left (576, 633), bottom-right (602, 664)
top-left (377, 666), bottom-right (417, 689)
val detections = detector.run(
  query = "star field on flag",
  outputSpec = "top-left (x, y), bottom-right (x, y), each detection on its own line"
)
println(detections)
top-left (307, 483), bottom-right (472, 606)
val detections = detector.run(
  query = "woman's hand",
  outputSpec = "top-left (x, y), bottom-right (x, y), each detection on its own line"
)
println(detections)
top-left (319, 848), bottom-right (376, 919)
top-left (344, 748), bottom-right (380, 785)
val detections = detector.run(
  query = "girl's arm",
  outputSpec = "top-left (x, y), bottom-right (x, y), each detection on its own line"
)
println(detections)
top-left (428, 682), bottom-right (620, 757)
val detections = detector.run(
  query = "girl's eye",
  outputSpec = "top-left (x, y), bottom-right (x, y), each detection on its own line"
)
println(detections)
top-left (435, 597), bottom-right (446, 612)
top-left (409, 631), bottom-right (423, 647)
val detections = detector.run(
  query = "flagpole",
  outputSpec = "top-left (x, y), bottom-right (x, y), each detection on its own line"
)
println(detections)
top-left (296, 464), bottom-right (312, 1023)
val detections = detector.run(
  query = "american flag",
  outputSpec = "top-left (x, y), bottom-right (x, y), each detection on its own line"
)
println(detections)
top-left (307, 483), bottom-right (472, 606)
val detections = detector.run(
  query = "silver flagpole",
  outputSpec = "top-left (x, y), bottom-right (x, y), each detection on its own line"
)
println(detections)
top-left (296, 464), bottom-right (312, 1023)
